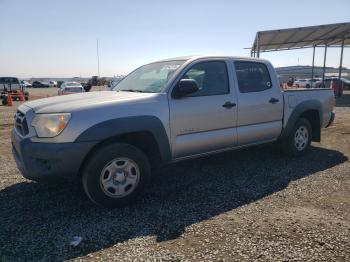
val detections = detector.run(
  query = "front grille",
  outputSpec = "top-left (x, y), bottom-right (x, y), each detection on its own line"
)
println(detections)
top-left (15, 110), bottom-right (29, 136)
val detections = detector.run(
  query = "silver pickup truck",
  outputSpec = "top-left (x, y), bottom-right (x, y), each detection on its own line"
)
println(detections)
top-left (12, 56), bottom-right (335, 207)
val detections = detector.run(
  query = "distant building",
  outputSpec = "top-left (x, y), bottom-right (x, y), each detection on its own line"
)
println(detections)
top-left (276, 66), bottom-right (350, 82)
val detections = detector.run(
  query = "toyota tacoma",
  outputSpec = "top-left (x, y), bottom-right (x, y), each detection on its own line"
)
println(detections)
top-left (12, 56), bottom-right (335, 207)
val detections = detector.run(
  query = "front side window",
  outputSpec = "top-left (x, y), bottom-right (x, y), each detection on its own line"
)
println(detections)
top-left (113, 60), bottom-right (185, 93)
top-left (180, 61), bottom-right (229, 96)
top-left (235, 61), bottom-right (272, 93)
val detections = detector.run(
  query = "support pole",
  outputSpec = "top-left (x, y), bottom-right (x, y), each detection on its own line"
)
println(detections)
top-left (322, 44), bottom-right (328, 87)
top-left (97, 39), bottom-right (100, 77)
top-left (256, 33), bottom-right (260, 58)
top-left (338, 39), bottom-right (344, 82)
top-left (311, 45), bottom-right (315, 88)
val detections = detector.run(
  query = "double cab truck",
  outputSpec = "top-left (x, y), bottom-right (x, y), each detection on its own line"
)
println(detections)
top-left (12, 56), bottom-right (335, 207)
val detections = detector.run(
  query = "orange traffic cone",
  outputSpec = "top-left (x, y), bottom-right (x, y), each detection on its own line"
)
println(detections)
top-left (19, 92), bottom-right (24, 101)
top-left (7, 95), bottom-right (13, 106)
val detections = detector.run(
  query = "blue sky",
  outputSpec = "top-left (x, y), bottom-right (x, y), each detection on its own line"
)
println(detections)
top-left (0, 0), bottom-right (349, 78)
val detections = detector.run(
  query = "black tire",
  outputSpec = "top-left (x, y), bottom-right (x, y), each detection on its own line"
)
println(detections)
top-left (82, 143), bottom-right (151, 208)
top-left (2, 97), bottom-right (8, 106)
top-left (281, 118), bottom-right (312, 157)
top-left (305, 84), bottom-right (310, 88)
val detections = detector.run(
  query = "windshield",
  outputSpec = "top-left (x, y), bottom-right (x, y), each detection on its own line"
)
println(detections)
top-left (113, 60), bottom-right (185, 93)
top-left (65, 83), bottom-right (82, 87)
top-left (0, 77), bottom-right (19, 84)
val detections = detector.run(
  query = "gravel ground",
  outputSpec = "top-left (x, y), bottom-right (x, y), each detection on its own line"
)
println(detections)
top-left (0, 90), bottom-right (350, 261)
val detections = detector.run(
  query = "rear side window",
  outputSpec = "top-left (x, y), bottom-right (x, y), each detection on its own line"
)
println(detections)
top-left (181, 61), bottom-right (229, 96)
top-left (234, 61), bottom-right (272, 93)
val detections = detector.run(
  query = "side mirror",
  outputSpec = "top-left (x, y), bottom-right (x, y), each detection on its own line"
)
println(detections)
top-left (173, 79), bottom-right (199, 98)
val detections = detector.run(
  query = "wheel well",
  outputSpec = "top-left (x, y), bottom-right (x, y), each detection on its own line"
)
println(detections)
top-left (300, 110), bottom-right (320, 142)
top-left (78, 131), bottom-right (162, 177)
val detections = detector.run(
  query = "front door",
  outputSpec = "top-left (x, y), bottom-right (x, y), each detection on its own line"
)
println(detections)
top-left (169, 60), bottom-right (237, 159)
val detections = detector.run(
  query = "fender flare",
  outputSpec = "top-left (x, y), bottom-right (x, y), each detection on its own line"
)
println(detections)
top-left (75, 116), bottom-right (171, 163)
top-left (280, 100), bottom-right (323, 139)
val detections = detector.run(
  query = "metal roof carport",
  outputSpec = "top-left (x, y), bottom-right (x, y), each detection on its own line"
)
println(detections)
top-left (250, 22), bottom-right (350, 87)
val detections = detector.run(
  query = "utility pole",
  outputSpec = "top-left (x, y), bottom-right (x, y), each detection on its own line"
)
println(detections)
top-left (97, 39), bottom-right (100, 77)
top-left (338, 38), bottom-right (344, 81)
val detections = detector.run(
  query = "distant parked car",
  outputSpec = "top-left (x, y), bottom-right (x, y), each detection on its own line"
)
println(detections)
top-left (294, 79), bottom-right (312, 88)
top-left (20, 80), bottom-right (32, 88)
top-left (310, 78), bottom-right (322, 87)
top-left (32, 81), bottom-right (50, 88)
top-left (57, 81), bottom-right (64, 88)
top-left (315, 77), bottom-right (345, 96)
top-left (315, 78), bottom-right (332, 89)
top-left (58, 82), bottom-right (84, 95)
top-left (341, 78), bottom-right (350, 90)
top-left (49, 80), bottom-right (57, 87)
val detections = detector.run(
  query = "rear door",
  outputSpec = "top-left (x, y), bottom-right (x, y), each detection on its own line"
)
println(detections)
top-left (233, 60), bottom-right (283, 146)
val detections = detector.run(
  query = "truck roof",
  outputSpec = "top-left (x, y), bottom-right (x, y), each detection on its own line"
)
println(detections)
top-left (154, 55), bottom-right (269, 63)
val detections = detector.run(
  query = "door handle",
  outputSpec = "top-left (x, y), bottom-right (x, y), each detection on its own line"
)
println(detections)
top-left (222, 101), bottom-right (236, 109)
top-left (269, 97), bottom-right (279, 104)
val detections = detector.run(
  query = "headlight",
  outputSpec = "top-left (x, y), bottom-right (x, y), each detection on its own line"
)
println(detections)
top-left (31, 113), bottom-right (71, 137)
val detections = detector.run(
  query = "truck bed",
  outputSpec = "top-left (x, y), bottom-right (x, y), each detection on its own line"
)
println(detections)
top-left (283, 88), bottom-right (334, 128)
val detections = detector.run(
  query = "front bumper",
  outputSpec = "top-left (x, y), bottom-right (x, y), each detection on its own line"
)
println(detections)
top-left (325, 112), bottom-right (335, 128)
top-left (11, 129), bottom-right (97, 181)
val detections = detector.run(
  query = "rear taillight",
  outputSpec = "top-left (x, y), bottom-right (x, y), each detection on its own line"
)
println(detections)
top-left (330, 95), bottom-right (335, 109)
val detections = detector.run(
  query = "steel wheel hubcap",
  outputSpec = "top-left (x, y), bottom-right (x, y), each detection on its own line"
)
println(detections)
top-left (100, 157), bottom-right (140, 198)
top-left (294, 125), bottom-right (309, 151)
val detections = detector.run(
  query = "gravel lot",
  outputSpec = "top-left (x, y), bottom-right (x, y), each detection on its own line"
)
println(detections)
top-left (0, 89), bottom-right (350, 261)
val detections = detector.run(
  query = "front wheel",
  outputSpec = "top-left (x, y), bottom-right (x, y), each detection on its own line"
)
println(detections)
top-left (82, 143), bottom-right (151, 208)
top-left (281, 118), bottom-right (312, 156)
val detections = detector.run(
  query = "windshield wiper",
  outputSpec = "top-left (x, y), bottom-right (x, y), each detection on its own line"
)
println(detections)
top-left (118, 89), bottom-right (157, 93)
top-left (118, 89), bottom-right (145, 93)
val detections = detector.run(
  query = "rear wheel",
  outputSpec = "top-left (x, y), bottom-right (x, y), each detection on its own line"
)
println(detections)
top-left (82, 143), bottom-right (150, 208)
top-left (281, 118), bottom-right (312, 156)
top-left (2, 97), bottom-right (8, 105)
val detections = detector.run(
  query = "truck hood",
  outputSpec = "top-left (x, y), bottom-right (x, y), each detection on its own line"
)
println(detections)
top-left (24, 91), bottom-right (158, 113)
